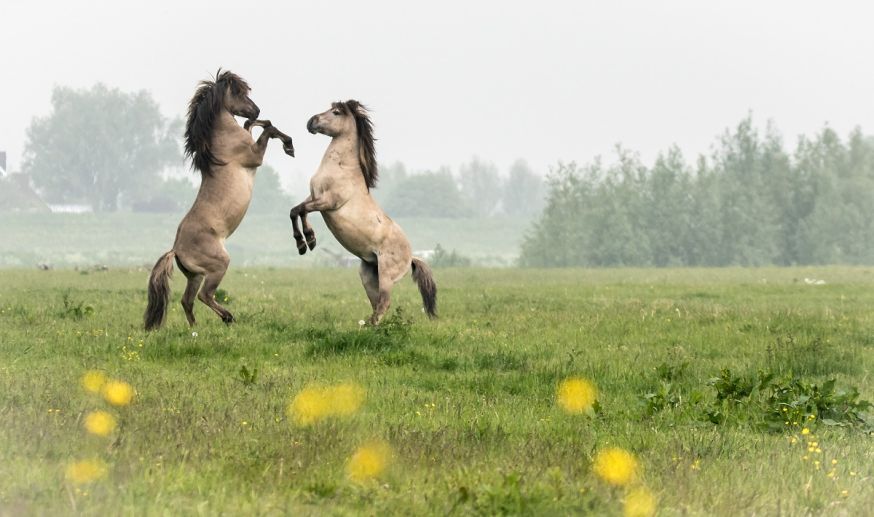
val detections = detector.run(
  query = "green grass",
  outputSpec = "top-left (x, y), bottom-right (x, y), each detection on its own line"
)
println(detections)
top-left (1, 267), bottom-right (872, 515)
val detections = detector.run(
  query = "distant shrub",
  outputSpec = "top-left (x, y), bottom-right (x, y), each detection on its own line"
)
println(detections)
top-left (430, 244), bottom-right (472, 267)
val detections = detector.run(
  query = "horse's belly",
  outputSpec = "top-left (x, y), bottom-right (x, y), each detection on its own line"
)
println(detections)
top-left (323, 211), bottom-right (379, 262)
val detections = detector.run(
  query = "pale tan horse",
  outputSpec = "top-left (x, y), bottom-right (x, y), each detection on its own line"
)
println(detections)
top-left (144, 70), bottom-right (294, 330)
top-left (289, 100), bottom-right (436, 325)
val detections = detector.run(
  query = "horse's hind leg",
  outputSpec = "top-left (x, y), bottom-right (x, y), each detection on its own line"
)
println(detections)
top-left (359, 260), bottom-right (379, 317)
top-left (197, 257), bottom-right (235, 324)
top-left (371, 251), bottom-right (412, 325)
top-left (181, 271), bottom-right (204, 326)
top-left (371, 269), bottom-right (398, 326)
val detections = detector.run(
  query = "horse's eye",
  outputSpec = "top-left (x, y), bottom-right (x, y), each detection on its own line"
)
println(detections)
top-left (332, 110), bottom-right (341, 116)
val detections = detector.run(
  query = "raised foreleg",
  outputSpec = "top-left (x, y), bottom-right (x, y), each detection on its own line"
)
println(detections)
top-left (288, 194), bottom-right (339, 255)
top-left (244, 120), bottom-right (295, 161)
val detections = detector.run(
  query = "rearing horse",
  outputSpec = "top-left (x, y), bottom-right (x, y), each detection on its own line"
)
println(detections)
top-left (289, 101), bottom-right (437, 325)
top-left (144, 70), bottom-right (293, 330)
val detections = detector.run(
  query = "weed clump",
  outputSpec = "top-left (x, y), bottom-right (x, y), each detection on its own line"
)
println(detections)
top-left (703, 369), bottom-right (871, 430)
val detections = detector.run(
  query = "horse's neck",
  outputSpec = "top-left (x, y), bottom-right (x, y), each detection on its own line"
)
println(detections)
top-left (319, 135), bottom-right (366, 187)
top-left (215, 111), bottom-right (244, 143)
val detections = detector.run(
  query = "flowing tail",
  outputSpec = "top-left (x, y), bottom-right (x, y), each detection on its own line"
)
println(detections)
top-left (411, 257), bottom-right (437, 319)
top-left (144, 250), bottom-right (175, 331)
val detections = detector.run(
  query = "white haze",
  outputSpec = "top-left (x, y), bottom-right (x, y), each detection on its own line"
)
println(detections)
top-left (2, 0), bottom-right (873, 191)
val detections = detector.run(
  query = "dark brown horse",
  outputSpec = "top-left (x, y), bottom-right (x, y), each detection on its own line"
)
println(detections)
top-left (144, 70), bottom-right (293, 330)
top-left (289, 101), bottom-right (436, 325)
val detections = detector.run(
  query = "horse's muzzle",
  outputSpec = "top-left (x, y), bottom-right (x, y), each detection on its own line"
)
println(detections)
top-left (306, 115), bottom-right (318, 134)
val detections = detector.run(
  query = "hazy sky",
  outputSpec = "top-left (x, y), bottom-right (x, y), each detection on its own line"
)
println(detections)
top-left (2, 0), bottom-right (874, 190)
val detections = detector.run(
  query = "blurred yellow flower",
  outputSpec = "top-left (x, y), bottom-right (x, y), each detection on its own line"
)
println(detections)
top-left (801, 428), bottom-right (810, 435)
top-left (81, 371), bottom-right (106, 394)
top-left (287, 383), bottom-right (365, 426)
top-left (346, 441), bottom-right (392, 483)
top-left (65, 459), bottom-right (107, 484)
top-left (332, 383), bottom-right (365, 416)
top-left (557, 377), bottom-right (597, 414)
top-left (102, 380), bottom-right (134, 406)
top-left (593, 447), bottom-right (639, 486)
top-left (288, 387), bottom-right (331, 426)
top-left (84, 410), bottom-right (116, 437)
top-left (624, 486), bottom-right (657, 517)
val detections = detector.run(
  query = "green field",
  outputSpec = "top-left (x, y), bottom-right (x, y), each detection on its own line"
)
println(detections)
top-left (0, 213), bottom-right (527, 268)
top-left (1, 267), bottom-right (872, 515)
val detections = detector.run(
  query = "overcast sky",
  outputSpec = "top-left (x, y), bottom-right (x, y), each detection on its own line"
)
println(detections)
top-left (2, 0), bottom-right (873, 190)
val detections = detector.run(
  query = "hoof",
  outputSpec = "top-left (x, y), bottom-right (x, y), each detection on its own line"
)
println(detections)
top-left (297, 241), bottom-right (308, 255)
top-left (283, 144), bottom-right (295, 157)
top-left (222, 313), bottom-right (235, 325)
top-left (306, 236), bottom-right (317, 251)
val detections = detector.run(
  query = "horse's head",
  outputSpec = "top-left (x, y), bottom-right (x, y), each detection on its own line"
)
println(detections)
top-left (306, 101), bottom-right (359, 137)
top-left (307, 100), bottom-right (378, 189)
top-left (185, 69), bottom-right (260, 175)
top-left (217, 70), bottom-right (260, 120)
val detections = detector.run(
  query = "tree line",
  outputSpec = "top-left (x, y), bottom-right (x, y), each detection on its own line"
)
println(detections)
top-left (11, 84), bottom-right (545, 218)
top-left (521, 118), bottom-right (874, 267)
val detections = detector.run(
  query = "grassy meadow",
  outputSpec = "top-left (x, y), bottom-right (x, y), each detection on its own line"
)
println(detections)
top-left (1, 267), bottom-right (872, 515)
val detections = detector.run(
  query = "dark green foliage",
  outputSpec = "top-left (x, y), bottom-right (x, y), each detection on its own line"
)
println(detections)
top-left (763, 378), bottom-right (870, 430)
top-left (305, 307), bottom-right (413, 356)
top-left (237, 365), bottom-right (258, 387)
top-left (58, 292), bottom-right (94, 320)
top-left (214, 288), bottom-right (232, 304)
top-left (642, 382), bottom-right (682, 415)
top-left (702, 369), bottom-right (871, 430)
top-left (521, 117), bottom-right (874, 266)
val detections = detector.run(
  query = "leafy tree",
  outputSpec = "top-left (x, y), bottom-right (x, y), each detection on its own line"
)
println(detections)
top-left (382, 168), bottom-right (471, 217)
top-left (249, 165), bottom-right (293, 214)
top-left (458, 157), bottom-right (502, 216)
top-left (503, 159), bottom-right (545, 217)
top-left (23, 84), bottom-right (180, 211)
top-left (131, 177), bottom-right (197, 213)
top-left (371, 161), bottom-right (408, 206)
top-left (520, 118), bottom-right (874, 267)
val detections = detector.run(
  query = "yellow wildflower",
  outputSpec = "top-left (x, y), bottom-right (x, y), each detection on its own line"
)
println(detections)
top-left (331, 382), bottom-right (366, 417)
top-left (288, 386), bottom-right (331, 426)
top-left (81, 371), bottom-right (106, 394)
top-left (556, 377), bottom-right (597, 414)
top-left (84, 410), bottom-right (116, 437)
top-left (801, 428), bottom-right (810, 435)
top-left (624, 486), bottom-right (657, 517)
top-left (593, 447), bottom-right (639, 486)
top-left (102, 380), bottom-right (134, 406)
top-left (65, 459), bottom-right (107, 484)
top-left (346, 441), bottom-right (392, 483)
top-left (287, 383), bottom-right (365, 426)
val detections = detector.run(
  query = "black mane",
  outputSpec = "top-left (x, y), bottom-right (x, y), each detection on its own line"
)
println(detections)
top-left (335, 100), bottom-right (378, 189)
top-left (184, 69), bottom-right (251, 175)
